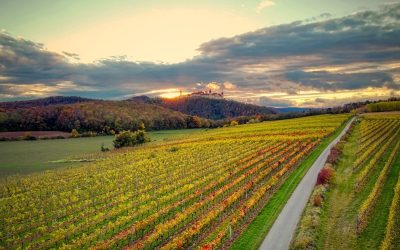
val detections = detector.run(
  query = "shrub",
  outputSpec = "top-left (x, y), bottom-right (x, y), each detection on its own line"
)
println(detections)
top-left (317, 165), bottom-right (335, 185)
top-left (135, 130), bottom-right (150, 144)
top-left (247, 118), bottom-right (260, 124)
top-left (230, 120), bottom-right (239, 126)
top-left (313, 194), bottom-right (323, 207)
top-left (326, 146), bottom-right (341, 164)
top-left (81, 131), bottom-right (97, 137)
top-left (292, 234), bottom-right (313, 249)
top-left (101, 143), bottom-right (110, 152)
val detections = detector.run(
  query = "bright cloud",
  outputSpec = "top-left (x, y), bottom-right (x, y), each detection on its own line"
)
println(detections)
top-left (44, 7), bottom-right (262, 64)
top-left (256, 0), bottom-right (275, 13)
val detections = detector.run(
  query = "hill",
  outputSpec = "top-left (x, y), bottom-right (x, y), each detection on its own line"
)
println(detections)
top-left (132, 95), bottom-right (276, 119)
top-left (0, 99), bottom-right (212, 133)
top-left (0, 96), bottom-right (92, 109)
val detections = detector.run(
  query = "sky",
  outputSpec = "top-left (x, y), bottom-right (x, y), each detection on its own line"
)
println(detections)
top-left (0, 0), bottom-right (399, 107)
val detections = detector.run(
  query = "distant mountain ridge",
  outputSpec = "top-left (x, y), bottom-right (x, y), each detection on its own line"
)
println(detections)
top-left (0, 96), bottom-right (92, 109)
top-left (273, 107), bottom-right (320, 113)
top-left (131, 95), bottom-right (276, 120)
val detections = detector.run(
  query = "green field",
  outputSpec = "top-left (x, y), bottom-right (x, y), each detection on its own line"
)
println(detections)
top-left (0, 128), bottom-right (205, 176)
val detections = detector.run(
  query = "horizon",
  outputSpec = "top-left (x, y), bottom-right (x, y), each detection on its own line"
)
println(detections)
top-left (0, 0), bottom-right (399, 107)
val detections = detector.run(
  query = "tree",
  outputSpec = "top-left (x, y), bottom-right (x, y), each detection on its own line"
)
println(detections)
top-left (113, 129), bottom-right (150, 148)
top-left (71, 129), bottom-right (79, 138)
top-left (187, 116), bottom-right (202, 128)
top-left (138, 121), bottom-right (146, 130)
top-left (135, 130), bottom-right (150, 144)
top-left (113, 130), bottom-right (137, 148)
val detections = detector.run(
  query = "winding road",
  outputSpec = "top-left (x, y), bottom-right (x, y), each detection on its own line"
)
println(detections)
top-left (259, 117), bottom-right (355, 250)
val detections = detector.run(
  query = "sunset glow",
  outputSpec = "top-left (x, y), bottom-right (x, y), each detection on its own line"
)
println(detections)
top-left (0, 0), bottom-right (398, 107)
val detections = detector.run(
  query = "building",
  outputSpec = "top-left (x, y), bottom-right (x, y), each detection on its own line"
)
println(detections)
top-left (188, 89), bottom-right (224, 99)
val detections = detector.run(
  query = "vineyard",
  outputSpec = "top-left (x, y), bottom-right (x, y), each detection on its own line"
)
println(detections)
top-left (355, 114), bottom-right (400, 249)
top-left (0, 114), bottom-right (350, 250)
top-left (291, 113), bottom-right (400, 250)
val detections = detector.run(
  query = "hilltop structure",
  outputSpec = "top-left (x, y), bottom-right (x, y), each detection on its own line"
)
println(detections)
top-left (187, 89), bottom-right (224, 99)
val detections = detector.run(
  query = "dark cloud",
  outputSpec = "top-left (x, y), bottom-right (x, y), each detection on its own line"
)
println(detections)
top-left (62, 51), bottom-right (80, 60)
top-left (286, 71), bottom-right (398, 90)
top-left (0, 3), bottom-right (399, 103)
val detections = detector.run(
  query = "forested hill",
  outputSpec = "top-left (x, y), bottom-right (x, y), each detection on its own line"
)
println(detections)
top-left (132, 96), bottom-right (276, 119)
top-left (0, 96), bottom-right (92, 109)
top-left (0, 99), bottom-right (212, 133)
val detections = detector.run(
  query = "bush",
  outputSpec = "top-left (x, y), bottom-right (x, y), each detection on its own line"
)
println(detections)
top-left (113, 129), bottom-right (150, 148)
top-left (101, 143), bottom-right (110, 152)
top-left (247, 118), bottom-right (260, 124)
top-left (81, 131), bottom-right (97, 137)
top-left (230, 120), bottom-right (239, 126)
top-left (135, 130), bottom-right (150, 144)
top-left (326, 146), bottom-right (341, 164)
top-left (317, 165), bottom-right (335, 185)
top-left (313, 194), bottom-right (323, 207)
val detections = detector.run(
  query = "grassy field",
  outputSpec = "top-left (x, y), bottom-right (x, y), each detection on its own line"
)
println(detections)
top-left (0, 128), bottom-right (205, 176)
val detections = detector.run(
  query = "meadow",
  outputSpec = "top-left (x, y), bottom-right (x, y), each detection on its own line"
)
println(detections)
top-left (291, 112), bottom-right (400, 250)
top-left (0, 114), bottom-right (350, 249)
top-left (0, 129), bottom-right (205, 176)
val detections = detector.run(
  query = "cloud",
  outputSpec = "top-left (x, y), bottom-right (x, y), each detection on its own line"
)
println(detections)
top-left (256, 1), bottom-right (275, 13)
top-left (0, 3), bottom-right (399, 106)
top-left (223, 81), bottom-right (236, 90)
top-left (286, 71), bottom-right (398, 90)
top-left (206, 82), bottom-right (220, 90)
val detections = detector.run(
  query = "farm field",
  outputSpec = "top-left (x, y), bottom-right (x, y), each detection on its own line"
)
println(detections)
top-left (0, 114), bottom-right (350, 249)
top-left (292, 112), bottom-right (400, 250)
top-left (0, 129), bottom-right (205, 176)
